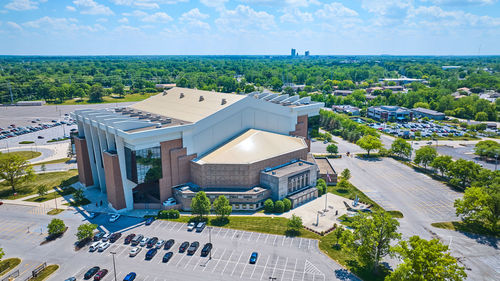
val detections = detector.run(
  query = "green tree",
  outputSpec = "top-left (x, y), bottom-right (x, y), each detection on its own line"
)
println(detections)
top-left (112, 82), bottom-right (125, 97)
top-left (390, 138), bottom-right (412, 159)
top-left (356, 135), bottom-right (382, 156)
top-left (37, 185), bottom-right (48, 197)
top-left (316, 178), bottom-right (327, 195)
top-left (413, 102), bottom-right (430, 109)
top-left (48, 218), bottom-right (66, 236)
top-left (454, 185), bottom-right (499, 233)
top-left (474, 140), bottom-right (500, 159)
top-left (76, 223), bottom-right (97, 241)
top-left (387, 236), bottom-right (466, 281)
top-left (264, 199), bottom-right (274, 213)
top-left (431, 155), bottom-right (453, 177)
top-left (326, 144), bottom-right (338, 155)
top-left (475, 111), bottom-right (488, 121)
top-left (274, 200), bottom-right (285, 213)
top-left (89, 83), bottom-right (104, 102)
top-left (73, 189), bottom-right (85, 203)
top-left (0, 248), bottom-right (4, 260)
top-left (414, 146), bottom-right (437, 169)
top-left (283, 198), bottom-right (292, 212)
top-left (213, 195), bottom-right (232, 220)
top-left (287, 214), bottom-right (303, 233)
top-left (0, 154), bottom-right (35, 194)
top-left (342, 211), bottom-right (401, 273)
top-left (191, 191), bottom-right (211, 219)
top-left (447, 159), bottom-right (481, 189)
top-left (333, 227), bottom-right (344, 249)
top-left (341, 168), bottom-right (351, 180)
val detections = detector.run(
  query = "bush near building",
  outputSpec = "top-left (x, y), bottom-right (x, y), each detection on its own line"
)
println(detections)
top-left (158, 209), bottom-right (180, 219)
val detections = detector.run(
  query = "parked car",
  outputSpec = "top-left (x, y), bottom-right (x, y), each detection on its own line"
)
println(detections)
top-left (164, 239), bottom-right (175, 250)
top-left (88, 212), bottom-right (98, 219)
top-left (94, 232), bottom-right (105, 241)
top-left (179, 241), bottom-right (189, 253)
top-left (145, 248), bottom-right (158, 260)
top-left (98, 241), bottom-right (111, 252)
top-left (162, 252), bottom-right (173, 263)
top-left (84, 266), bottom-right (100, 279)
top-left (93, 269), bottom-right (108, 280)
top-left (109, 214), bottom-right (121, 222)
top-left (123, 272), bottom-right (136, 281)
top-left (162, 197), bottom-right (176, 206)
top-left (201, 243), bottom-right (212, 257)
top-left (37, 136), bottom-right (44, 139)
top-left (187, 241), bottom-right (200, 255)
top-left (89, 241), bottom-right (102, 252)
top-left (109, 232), bottom-right (122, 243)
top-left (155, 240), bottom-right (165, 249)
top-left (124, 234), bottom-right (136, 244)
top-left (146, 237), bottom-right (158, 248)
top-left (196, 222), bottom-right (206, 233)
top-left (249, 252), bottom-right (258, 264)
top-left (131, 234), bottom-right (143, 246)
top-left (101, 233), bottom-right (111, 242)
top-left (145, 217), bottom-right (154, 225)
top-left (187, 222), bottom-right (196, 231)
top-left (129, 247), bottom-right (141, 257)
top-left (139, 237), bottom-right (149, 247)
top-left (65, 278), bottom-right (76, 281)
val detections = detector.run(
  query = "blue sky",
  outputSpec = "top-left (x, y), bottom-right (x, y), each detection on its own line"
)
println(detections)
top-left (0, 0), bottom-right (499, 55)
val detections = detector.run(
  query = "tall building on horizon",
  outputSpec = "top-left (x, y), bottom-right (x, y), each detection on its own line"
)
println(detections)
top-left (305, 50), bottom-right (310, 57)
top-left (291, 48), bottom-right (296, 57)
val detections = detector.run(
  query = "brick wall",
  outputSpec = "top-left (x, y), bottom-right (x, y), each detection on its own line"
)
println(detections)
top-left (74, 136), bottom-right (93, 187)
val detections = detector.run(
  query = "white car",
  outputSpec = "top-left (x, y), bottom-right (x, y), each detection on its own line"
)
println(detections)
top-left (101, 233), bottom-right (111, 242)
top-left (155, 240), bottom-right (165, 249)
top-left (139, 237), bottom-right (149, 247)
top-left (109, 214), bottom-right (121, 223)
top-left (129, 247), bottom-right (142, 257)
top-left (187, 222), bottom-right (196, 232)
top-left (162, 198), bottom-right (176, 206)
top-left (98, 241), bottom-right (111, 252)
top-left (89, 241), bottom-right (101, 252)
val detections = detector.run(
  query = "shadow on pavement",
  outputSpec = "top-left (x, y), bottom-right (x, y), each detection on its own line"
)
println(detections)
top-left (334, 269), bottom-right (361, 281)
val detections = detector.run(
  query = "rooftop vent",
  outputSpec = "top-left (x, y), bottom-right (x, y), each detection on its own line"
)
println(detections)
top-left (180, 93), bottom-right (184, 99)
top-left (199, 96), bottom-right (204, 102)
top-left (221, 98), bottom-right (227, 105)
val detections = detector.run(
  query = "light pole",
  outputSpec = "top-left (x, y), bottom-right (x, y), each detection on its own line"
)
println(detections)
top-left (110, 251), bottom-right (117, 281)
top-left (208, 226), bottom-right (212, 260)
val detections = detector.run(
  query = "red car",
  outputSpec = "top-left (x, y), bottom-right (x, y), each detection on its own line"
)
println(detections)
top-left (124, 234), bottom-right (136, 244)
top-left (93, 269), bottom-right (108, 281)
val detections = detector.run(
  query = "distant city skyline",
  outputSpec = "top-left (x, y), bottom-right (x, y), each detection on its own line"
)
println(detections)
top-left (0, 0), bottom-right (499, 55)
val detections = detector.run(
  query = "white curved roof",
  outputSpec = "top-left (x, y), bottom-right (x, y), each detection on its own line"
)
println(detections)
top-left (196, 129), bottom-right (307, 164)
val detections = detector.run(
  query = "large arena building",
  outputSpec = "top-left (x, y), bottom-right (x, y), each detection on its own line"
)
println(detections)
top-left (72, 87), bottom-right (324, 212)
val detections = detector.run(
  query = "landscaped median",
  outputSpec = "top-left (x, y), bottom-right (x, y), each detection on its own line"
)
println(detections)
top-left (0, 258), bottom-right (21, 277)
top-left (28, 264), bottom-right (59, 281)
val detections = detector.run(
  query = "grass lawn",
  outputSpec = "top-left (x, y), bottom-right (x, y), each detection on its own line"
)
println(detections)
top-left (32, 157), bottom-right (71, 166)
top-left (0, 258), bottom-right (21, 277)
top-left (24, 187), bottom-right (77, 203)
top-left (0, 151), bottom-right (41, 160)
top-left (47, 209), bottom-right (64, 215)
top-left (19, 141), bottom-right (35, 144)
top-left (0, 170), bottom-right (78, 199)
top-left (29, 264), bottom-right (59, 281)
top-left (53, 92), bottom-right (158, 105)
top-left (431, 221), bottom-right (499, 238)
top-left (328, 182), bottom-right (384, 212)
top-left (47, 138), bottom-right (69, 143)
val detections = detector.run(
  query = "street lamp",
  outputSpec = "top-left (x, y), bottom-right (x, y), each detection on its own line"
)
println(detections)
top-left (110, 251), bottom-right (117, 281)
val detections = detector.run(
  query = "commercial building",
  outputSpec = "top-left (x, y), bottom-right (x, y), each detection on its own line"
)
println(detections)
top-left (333, 90), bottom-right (353, 96)
top-left (332, 105), bottom-right (360, 116)
top-left (367, 106), bottom-right (412, 121)
top-left (411, 107), bottom-right (445, 120)
top-left (72, 87), bottom-right (323, 212)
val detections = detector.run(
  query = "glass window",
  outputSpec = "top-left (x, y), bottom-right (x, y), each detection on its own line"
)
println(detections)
top-left (125, 146), bottom-right (162, 184)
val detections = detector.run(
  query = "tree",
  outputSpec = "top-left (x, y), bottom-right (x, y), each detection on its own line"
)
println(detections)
top-left (0, 248), bottom-right (4, 260)
top-left (48, 218), bottom-right (66, 236)
top-left (475, 111), bottom-right (488, 121)
top-left (264, 199), bottom-right (274, 213)
top-left (343, 211), bottom-right (401, 273)
top-left (89, 83), bottom-right (104, 102)
top-left (326, 144), bottom-right (338, 155)
top-left (474, 140), bottom-right (500, 159)
top-left (112, 83), bottom-right (125, 97)
top-left (414, 146), bottom-right (437, 169)
top-left (387, 236), bottom-right (466, 281)
top-left (213, 195), bottom-right (232, 220)
top-left (73, 189), bottom-right (85, 203)
top-left (283, 198), bottom-right (292, 212)
top-left (37, 185), bottom-right (48, 197)
top-left (447, 159), bottom-right (481, 189)
top-left (341, 168), bottom-right (351, 180)
top-left (191, 191), bottom-right (211, 219)
top-left (390, 138), bottom-right (412, 159)
top-left (333, 227), bottom-right (344, 248)
top-left (0, 154), bottom-right (35, 194)
top-left (431, 155), bottom-right (453, 177)
top-left (316, 178), bottom-right (327, 196)
top-left (454, 185), bottom-right (499, 233)
top-left (287, 214), bottom-right (303, 233)
top-left (274, 200), bottom-right (285, 213)
top-left (76, 223), bottom-right (97, 241)
top-left (356, 135), bottom-right (382, 156)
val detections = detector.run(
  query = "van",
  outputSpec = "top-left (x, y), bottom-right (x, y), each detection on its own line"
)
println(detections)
top-left (196, 222), bottom-right (206, 233)
top-left (89, 241), bottom-right (101, 252)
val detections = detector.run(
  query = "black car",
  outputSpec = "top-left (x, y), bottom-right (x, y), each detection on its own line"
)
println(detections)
top-left (124, 234), bottom-right (136, 244)
top-left (145, 248), bottom-right (158, 260)
top-left (146, 237), bottom-right (158, 248)
top-left (145, 217), bottom-right (154, 225)
top-left (84, 266), bottom-right (100, 279)
top-left (93, 232), bottom-right (105, 241)
top-left (162, 252), bottom-right (173, 263)
top-left (201, 243), bottom-right (212, 257)
top-left (187, 241), bottom-right (200, 255)
top-left (179, 241), bottom-right (189, 253)
top-left (164, 239), bottom-right (175, 250)
top-left (109, 232), bottom-right (122, 243)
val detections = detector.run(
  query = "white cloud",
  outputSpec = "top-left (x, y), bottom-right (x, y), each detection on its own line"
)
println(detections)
top-left (119, 17), bottom-right (129, 23)
top-left (111, 0), bottom-right (188, 9)
top-left (7, 21), bottom-right (23, 31)
top-left (215, 5), bottom-right (276, 32)
top-left (316, 2), bottom-right (359, 18)
top-left (115, 25), bottom-right (140, 32)
top-left (96, 18), bottom-right (108, 22)
top-left (73, 0), bottom-right (114, 15)
top-left (362, 0), bottom-right (413, 26)
top-left (66, 6), bottom-right (76, 11)
top-left (425, 0), bottom-right (496, 5)
top-left (241, 0), bottom-right (320, 7)
top-left (200, 0), bottom-right (227, 9)
top-left (180, 8), bottom-right (210, 29)
top-left (142, 12), bottom-right (173, 22)
top-left (23, 16), bottom-right (105, 32)
top-left (280, 8), bottom-right (313, 23)
top-left (408, 5), bottom-right (500, 28)
top-left (4, 0), bottom-right (39, 11)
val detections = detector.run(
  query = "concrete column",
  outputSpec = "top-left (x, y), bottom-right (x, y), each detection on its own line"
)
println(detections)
top-left (89, 124), bottom-right (106, 192)
top-left (115, 136), bottom-right (134, 210)
top-left (83, 122), bottom-right (99, 188)
top-left (102, 151), bottom-right (126, 210)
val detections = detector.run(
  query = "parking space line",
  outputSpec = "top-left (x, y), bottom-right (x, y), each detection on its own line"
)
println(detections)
top-left (230, 251), bottom-right (243, 276)
top-left (224, 229), bottom-right (231, 238)
top-left (176, 223), bottom-right (184, 232)
top-left (292, 258), bottom-right (298, 281)
top-left (271, 256), bottom-right (279, 278)
top-left (231, 230), bottom-right (238, 240)
top-left (289, 237), bottom-right (294, 247)
top-left (282, 236), bottom-right (286, 246)
top-left (281, 257), bottom-right (288, 280)
top-left (211, 248), bottom-right (226, 273)
top-left (175, 252), bottom-right (186, 267)
top-left (307, 239), bottom-right (311, 250)
top-left (259, 255), bottom-right (271, 280)
top-left (273, 235), bottom-right (278, 245)
top-left (248, 232), bottom-right (253, 241)
top-left (240, 257), bottom-right (249, 278)
top-left (221, 250), bottom-right (234, 275)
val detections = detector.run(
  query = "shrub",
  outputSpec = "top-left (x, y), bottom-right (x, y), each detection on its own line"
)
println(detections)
top-left (264, 199), bottom-right (274, 213)
top-left (283, 198), bottom-right (292, 212)
top-left (274, 200), bottom-right (284, 213)
top-left (158, 209), bottom-right (180, 219)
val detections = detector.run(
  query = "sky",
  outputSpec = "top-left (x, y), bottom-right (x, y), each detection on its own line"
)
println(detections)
top-left (0, 0), bottom-right (499, 55)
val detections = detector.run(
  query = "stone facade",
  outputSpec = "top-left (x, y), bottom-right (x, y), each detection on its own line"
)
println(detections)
top-left (102, 151), bottom-right (126, 210)
top-left (74, 136), bottom-right (93, 187)
top-left (290, 115), bottom-right (310, 151)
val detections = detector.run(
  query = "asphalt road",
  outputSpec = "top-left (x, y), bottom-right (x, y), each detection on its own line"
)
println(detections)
top-left (436, 144), bottom-right (498, 171)
top-left (0, 204), bottom-right (359, 281)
